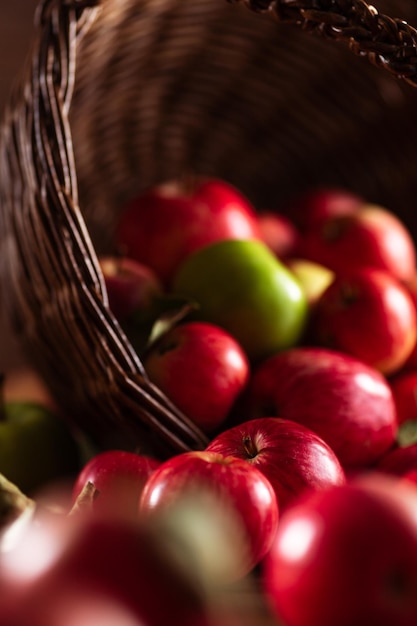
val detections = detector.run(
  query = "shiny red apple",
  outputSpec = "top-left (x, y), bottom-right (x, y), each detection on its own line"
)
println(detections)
top-left (71, 450), bottom-right (161, 519)
top-left (139, 450), bottom-right (279, 580)
top-left (143, 322), bottom-right (250, 434)
top-left (245, 347), bottom-right (398, 469)
top-left (114, 177), bottom-right (262, 286)
top-left (298, 204), bottom-right (416, 282)
top-left (206, 417), bottom-right (345, 512)
top-left (263, 473), bottom-right (417, 626)
top-left (310, 267), bottom-right (417, 375)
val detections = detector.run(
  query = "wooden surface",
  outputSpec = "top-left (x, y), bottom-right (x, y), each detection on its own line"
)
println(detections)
top-left (0, 1), bottom-right (39, 372)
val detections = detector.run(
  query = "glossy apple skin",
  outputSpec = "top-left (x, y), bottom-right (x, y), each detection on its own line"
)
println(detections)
top-left (71, 450), bottom-right (161, 519)
top-left (310, 267), bottom-right (417, 375)
top-left (172, 239), bottom-right (308, 362)
top-left (0, 509), bottom-right (208, 626)
top-left (298, 204), bottom-right (417, 282)
top-left (245, 347), bottom-right (397, 469)
top-left (263, 475), bottom-right (417, 626)
top-left (257, 211), bottom-right (300, 259)
top-left (139, 450), bottom-right (279, 579)
top-left (206, 417), bottom-right (345, 512)
top-left (0, 401), bottom-right (80, 494)
top-left (143, 322), bottom-right (250, 434)
top-left (114, 178), bottom-right (262, 286)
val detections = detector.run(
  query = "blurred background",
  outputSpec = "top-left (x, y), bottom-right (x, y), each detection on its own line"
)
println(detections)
top-left (0, 2), bottom-right (39, 373)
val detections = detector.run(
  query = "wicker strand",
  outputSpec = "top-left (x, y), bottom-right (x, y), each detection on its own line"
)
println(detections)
top-left (230, 0), bottom-right (417, 85)
top-left (0, 0), bottom-right (209, 454)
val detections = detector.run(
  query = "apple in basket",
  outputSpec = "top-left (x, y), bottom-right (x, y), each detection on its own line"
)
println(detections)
top-left (256, 210), bottom-right (300, 259)
top-left (99, 255), bottom-right (163, 323)
top-left (309, 266), bottom-right (417, 376)
top-left (206, 417), bottom-right (346, 512)
top-left (263, 473), bottom-right (417, 626)
top-left (114, 177), bottom-right (262, 286)
top-left (284, 186), bottom-right (363, 232)
top-left (244, 346), bottom-right (398, 470)
top-left (142, 321), bottom-right (250, 434)
top-left (171, 239), bottom-right (308, 362)
top-left (298, 203), bottom-right (417, 282)
top-left (139, 450), bottom-right (279, 582)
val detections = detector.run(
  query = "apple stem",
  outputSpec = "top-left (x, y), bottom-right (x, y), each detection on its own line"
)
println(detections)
top-left (242, 436), bottom-right (258, 459)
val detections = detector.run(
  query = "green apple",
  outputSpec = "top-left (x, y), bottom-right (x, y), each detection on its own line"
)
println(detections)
top-left (0, 401), bottom-right (80, 494)
top-left (172, 239), bottom-right (308, 362)
top-left (286, 258), bottom-right (335, 307)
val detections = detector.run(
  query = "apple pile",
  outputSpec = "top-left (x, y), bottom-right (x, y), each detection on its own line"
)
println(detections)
top-left (2, 177), bottom-right (417, 624)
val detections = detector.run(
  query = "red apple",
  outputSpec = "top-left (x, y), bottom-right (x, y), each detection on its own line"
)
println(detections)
top-left (298, 204), bottom-right (417, 282)
top-left (99, 255), bottom-right (163, 322)
top-left (401, 272), bottom-right (417, 369)
top-left (206, 417), bottom-right (345, 512)
top-left (257, 211), bottom-right (299, 259)
top-left (402, 469), bottom-right (417, 487)
top-left (114, 177), bottom-right (262, 286)
top-left (142, 322), bottom-right (250, 434)
top-left (310, 267), bottom-right (417, 375)
top-left (263, 473), bottom-right (417, 626)
top-left (71, 450), bottom-right (161, 519)
top-left (376, 443), bottom-right (417, 477)
top-left (139, 450), bottom-right (279, 580)
top-left (245, 347), bottom-right (398, 469)
top-left (285, 187), bottom-right (363, 232)
top-left (390, 370), bottom-right (417, 426)
top-left (0, 507), bottom-right (208, 626)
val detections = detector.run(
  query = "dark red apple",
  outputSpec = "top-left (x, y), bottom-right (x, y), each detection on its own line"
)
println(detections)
top-left (143, 322), bottom-right (250, 434)
top-left (263, 473), bottom-right (417, 626)
top-left (114, 177), bottom-right (262, 286)
top-left (298, 204), bottom-right (417, 282)
top-left (71, 450), bottom-right (161, 519)
top-left (99, 255), bottom-right (163, 322)
top-left (401, 272), bottom-right (417, 370)
top-left (310, 267), bottom-right (417, 375)
top-left (257, 211), bottom-right (299, 259)
top-left (390, 370), bottom-right (417, 426)
top-left (139, 450), bottom-right (279, 580)
top-left (285, 187), bottom-right (363, 232)
top-left (245, 347), bottom-right (398, 469)
top-left (376, 443), bottom-right (417, 477)
top-left (206, 417), bottom-right (345, 512)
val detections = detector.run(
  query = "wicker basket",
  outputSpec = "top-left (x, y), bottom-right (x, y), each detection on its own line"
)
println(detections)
top-left (1, 0), bottom-right (417, 457)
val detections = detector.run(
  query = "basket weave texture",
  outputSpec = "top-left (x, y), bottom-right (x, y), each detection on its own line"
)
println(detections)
top-left (1, 0), bottom-right (417, 455)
